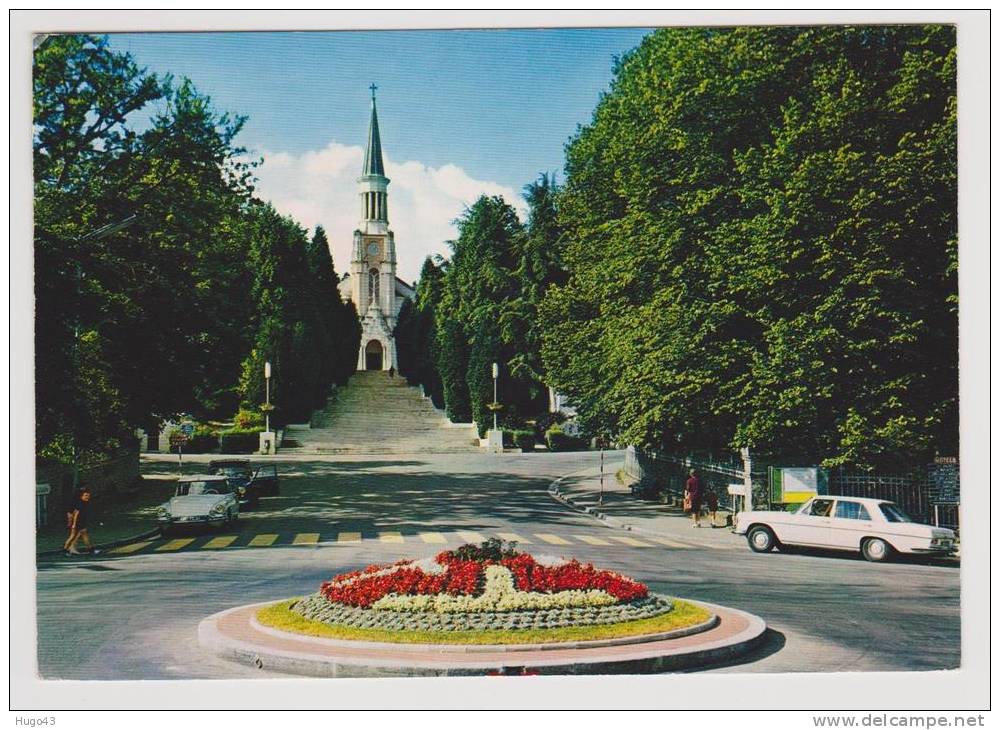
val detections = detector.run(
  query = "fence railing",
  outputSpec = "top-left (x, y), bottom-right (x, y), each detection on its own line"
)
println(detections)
top-left (624, 446), bottom-right (960, 530)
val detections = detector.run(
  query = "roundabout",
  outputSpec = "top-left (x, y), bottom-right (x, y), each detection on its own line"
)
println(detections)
top-left (197, 539), bottom-right (768, 676)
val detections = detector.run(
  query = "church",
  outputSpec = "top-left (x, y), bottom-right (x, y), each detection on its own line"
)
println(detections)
top-left (338, 86), bottom-right (416, 371)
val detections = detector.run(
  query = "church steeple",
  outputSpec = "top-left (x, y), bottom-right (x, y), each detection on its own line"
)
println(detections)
top-left (348, 85), bottom-right (406, 372)
top-left (362, 83), bottom-right (385, 177)
top-left (358, 83), bottom-right (389, 224)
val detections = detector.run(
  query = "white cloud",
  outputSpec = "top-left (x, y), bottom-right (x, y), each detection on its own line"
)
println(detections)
top-left (251, 140), bottom-right (524, 283)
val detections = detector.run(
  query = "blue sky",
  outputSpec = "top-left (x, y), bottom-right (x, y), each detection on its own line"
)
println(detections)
top-left (108, 29), bottom-right (653, 279)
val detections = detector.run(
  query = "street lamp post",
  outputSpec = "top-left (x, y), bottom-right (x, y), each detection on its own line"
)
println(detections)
top-left (492, 362), bottom-right (498, 433)
top-left (258, 360), bottom-right (276, 455)
top-left (484, 362), bottom-right (503, 455)
top-left (264, 361), bottom-right (271, 434)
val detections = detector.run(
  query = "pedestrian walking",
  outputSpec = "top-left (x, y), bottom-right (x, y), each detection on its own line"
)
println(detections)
top-left (63, 487), bottom-right (99, 556)
top-left (388, 365), bottom-right (395, 379)
top-left (706, 487), bottom-right (719, 527)
top-left (684, 469), bottom-right (704, 528)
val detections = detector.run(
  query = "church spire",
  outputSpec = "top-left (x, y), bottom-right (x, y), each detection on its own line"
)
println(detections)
top-left (362, 83), bottom-right (385, 178)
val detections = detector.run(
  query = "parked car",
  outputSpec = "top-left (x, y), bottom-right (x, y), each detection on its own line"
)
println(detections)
top-left (157, 475), bottom-right (239, 532)
top-left (208, 459), bottom-right (280, 508)
top-left (733, 496), bottom-right (957, 562)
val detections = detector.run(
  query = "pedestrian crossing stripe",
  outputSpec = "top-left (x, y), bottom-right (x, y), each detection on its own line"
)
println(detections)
top-left (102, 529), bottom-right (747, 556)
top-left (109, 540), bottom-right (154, 554)
top-left (607, 535), bottom-right (653, 547)
top-left (645, 536), bottom-right (692, 549)
top-left (155, 538), bottom-right (195, 552)
top-left (496, 532), bottom-right (531, 544)
top-left (535, 533), bottom-right (572, 545)
top-left (572, 535), bottom-right (614, 546)
top-left (248, 534), bottom-right (279, 547)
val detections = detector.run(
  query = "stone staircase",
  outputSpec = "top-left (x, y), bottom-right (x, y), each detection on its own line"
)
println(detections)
top-left (281, 371), bottom-right (479, 454)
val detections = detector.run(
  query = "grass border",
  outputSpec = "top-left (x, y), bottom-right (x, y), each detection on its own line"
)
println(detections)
top-left (256, 598), bottom-right (712, 646)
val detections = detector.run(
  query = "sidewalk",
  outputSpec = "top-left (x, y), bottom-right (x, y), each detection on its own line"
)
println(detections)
top-left (549, 467), bottom-right (747, 550)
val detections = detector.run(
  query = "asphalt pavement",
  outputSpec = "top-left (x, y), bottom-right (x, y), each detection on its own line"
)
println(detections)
top-left (34, 451), bottom-right (960, 679)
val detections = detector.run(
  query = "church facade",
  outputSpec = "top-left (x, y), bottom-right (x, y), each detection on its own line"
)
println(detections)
top-left (338, 88), bottom-right (415, 371)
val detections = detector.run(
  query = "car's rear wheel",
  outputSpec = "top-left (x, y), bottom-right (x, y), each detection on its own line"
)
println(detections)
top-left (747, 525), bottom-right (777, 553)
top-left (861, 537), bottom-right (892, 563)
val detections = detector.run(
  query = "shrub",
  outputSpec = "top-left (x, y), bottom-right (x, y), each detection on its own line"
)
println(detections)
top-left (545, 425), bottom-right (587, 452)
top-left (511, 430), bottom-right (537, 452)
top-left (219, 428), bottom-right (260, 454)
top-left (181, 424), bottom-right (218, 454)
top-left (234, 409), bottom-right (265, 430)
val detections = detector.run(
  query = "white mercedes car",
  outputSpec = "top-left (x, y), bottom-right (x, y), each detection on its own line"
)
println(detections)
top-left (733, 495), bottom-right (956, 562)
top-left (157, 474), bottom-right (239, 532)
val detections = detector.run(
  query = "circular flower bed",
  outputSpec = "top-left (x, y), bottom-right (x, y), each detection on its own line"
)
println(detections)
top-left (288, 539), bottom-right (678, 634)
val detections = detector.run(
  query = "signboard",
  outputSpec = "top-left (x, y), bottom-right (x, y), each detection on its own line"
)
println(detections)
top-left (181, 423), bottom-right (195, 437)
top-left (770, 467), bottom-right (828, 504)
top-left (928, 463), bottom-right (960, 504)
top-left (169, 431), bottom-right (189, 448)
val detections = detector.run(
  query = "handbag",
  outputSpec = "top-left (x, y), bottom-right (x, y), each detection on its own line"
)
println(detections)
top-left (683, 493), bottom-right (692, 512)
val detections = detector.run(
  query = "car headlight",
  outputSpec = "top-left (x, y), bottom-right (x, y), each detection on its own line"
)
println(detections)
top-left (157, 506), bottom-right (170, 517)
top-left (209, 503), bottom-right (226, 515)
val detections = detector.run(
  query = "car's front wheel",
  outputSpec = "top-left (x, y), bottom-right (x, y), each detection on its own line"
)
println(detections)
top-left (861, 537), bottom-right (893, 563)
top-left (747, 525), bottom-right (777, 553)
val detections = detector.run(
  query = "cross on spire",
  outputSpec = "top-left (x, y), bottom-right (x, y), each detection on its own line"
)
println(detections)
top-left (369, 82), bottom-right (378, 100)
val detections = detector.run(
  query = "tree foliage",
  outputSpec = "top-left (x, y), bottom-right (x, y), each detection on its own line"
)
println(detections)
top-left (396, 188), bottom-right (565, 434)
top-left (34, 35), bottom-right (359, 458)
top-left (540, 25), bottom-right (957, 469)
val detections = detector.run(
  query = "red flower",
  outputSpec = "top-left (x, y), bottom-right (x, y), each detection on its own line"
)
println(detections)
top-left (320, 552), bottom-right (648, 608)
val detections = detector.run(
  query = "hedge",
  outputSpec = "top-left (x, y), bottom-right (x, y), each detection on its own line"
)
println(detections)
top-left (219, 428), bottom-right (260, 454)
top-left (510, 430), bottom-right (537, 452)
top-left (545, 425), bottom-right (587, 452)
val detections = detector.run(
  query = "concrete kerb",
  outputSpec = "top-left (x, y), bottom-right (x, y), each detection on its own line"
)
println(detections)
top-left (548, 468), bottom-right (636, 532)
top-left (198, 599), bottom-right (767, 677)
top-left (36, 526), bottom-right (161, 559)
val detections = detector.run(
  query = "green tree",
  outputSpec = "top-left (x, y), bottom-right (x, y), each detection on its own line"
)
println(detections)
top-left (541, 25), bottom-right (957, 469)
top-left (396, 256), bottom-right (446, 406)
top-left (34, 35), bottom-right (257, 456)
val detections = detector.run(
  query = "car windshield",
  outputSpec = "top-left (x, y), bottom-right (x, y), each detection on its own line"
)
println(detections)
top-left (176, 480), bottom-right (229, 496)
top-left (214, 466), bottom-right (250, 477)
top-left (879, 503), bottom-right (915, 523)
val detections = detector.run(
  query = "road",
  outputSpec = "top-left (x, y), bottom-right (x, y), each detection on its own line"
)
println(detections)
top-left (35, 452), bottom-right (960, 679)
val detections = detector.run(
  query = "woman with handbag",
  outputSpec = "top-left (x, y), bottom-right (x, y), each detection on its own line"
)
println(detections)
top-left (684, 469), bottom-right (704, 528)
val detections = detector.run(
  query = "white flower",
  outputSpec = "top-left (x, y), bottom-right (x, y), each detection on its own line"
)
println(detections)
top-left (371, 565), bottom-right (618, 614)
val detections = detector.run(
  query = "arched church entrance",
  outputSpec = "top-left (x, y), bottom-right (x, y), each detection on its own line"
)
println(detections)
top-left (365, 340), bottom-right (384, 371)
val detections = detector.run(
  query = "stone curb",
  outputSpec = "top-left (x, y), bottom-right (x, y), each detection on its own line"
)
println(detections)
top-left (36, 526), bottom-right (161, 559)
top-left (198, 599), bottom-right (767, 677)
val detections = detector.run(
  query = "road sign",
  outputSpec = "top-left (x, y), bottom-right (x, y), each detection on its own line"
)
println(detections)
top-left (181, 423), bottom-right (195, 437)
